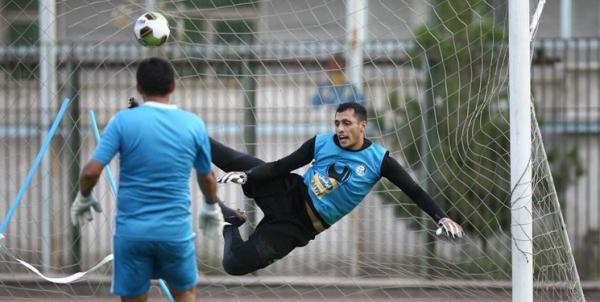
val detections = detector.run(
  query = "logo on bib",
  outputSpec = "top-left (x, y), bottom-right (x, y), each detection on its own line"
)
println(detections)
top-left (311, 173), bottom-right (338, 198)
top-left (310, 163), bottom-right (352, 198)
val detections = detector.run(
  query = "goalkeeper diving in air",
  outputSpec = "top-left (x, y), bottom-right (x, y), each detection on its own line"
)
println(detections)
top-left (208, 102), bottom-right (463, 276)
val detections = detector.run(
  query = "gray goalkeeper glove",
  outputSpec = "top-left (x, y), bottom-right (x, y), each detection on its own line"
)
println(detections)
top-left (70, 192), bottom-right (103, 227)
top-left (198, 201), bottom-right (225, 238)
top-left (216, 171), bottom-right (247, 185)
top-left (436, 217), bottom-right (464, 238)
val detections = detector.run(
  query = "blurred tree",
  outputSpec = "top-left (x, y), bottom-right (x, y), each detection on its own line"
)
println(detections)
top-left (375, 0), bottom-right (583, 249)
top-left (377, 0), bottom-right (510, 243)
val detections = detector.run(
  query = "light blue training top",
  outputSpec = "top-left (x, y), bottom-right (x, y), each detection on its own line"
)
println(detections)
top-left (92, 101), bottom-right (211, 241)
top-left (304, 133), bottom-right (387, 225)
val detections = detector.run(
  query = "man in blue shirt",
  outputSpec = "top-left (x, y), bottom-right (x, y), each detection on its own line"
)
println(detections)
top-left (212, 102), bottom-right (463, 276)
top-left (70, 57), bottom-right (224, 302)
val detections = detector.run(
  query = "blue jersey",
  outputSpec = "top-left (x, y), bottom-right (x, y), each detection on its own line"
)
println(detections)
top-left (92, 102), bottom-right (212, 241)
top-left (303, 134), bottom-right (387, 225)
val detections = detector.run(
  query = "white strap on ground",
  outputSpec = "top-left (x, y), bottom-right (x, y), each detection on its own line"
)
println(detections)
top-left (15, 254), bottom-right (113, 284)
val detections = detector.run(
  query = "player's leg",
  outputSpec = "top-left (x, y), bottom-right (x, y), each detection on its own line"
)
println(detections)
top-left (221, 225), bottom-right (266, 275)
top-left (113, 237), bottom-right (153, 301)
top-left (121, 295), bottom-right (148, 302)
top-left (170, 288), bottom-right (196, 302)
top-left (222, 221), bottom-right (300, 275)
top-left (210, 137), bottom-right (265, 171)
top-left (154, 239), bottom-right (198, 302)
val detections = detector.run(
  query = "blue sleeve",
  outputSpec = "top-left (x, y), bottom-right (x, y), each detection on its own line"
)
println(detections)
top-left (91, 115), bottom-right (121, 165)
top-left (194, 122), bottom-right (212, 175)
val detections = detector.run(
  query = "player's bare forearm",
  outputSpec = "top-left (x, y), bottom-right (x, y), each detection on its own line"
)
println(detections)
top-left (197, 171), bottom-right (218, 204)
top-left (79, 160), bottom-right (104, 197)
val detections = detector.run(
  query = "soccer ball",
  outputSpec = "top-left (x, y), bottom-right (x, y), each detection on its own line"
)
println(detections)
top-left (134, 12), bottom-right (170, 47)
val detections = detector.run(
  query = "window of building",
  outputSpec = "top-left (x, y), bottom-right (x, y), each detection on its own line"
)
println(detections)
top-left (4, 0), bottom-right (38, 11)
top-left (8, 21), bottom-right (38, 46)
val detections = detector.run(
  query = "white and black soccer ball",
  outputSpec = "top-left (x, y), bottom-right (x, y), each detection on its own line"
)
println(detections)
top-left (134, 12), bottom-right (170, 47)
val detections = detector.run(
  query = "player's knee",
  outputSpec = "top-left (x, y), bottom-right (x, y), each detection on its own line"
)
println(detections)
top-left (170, 288), bottom-right (195, 301)
top-left (222, 242), bottom-right (268, 275)
top-left (222, 256), bottom-right (253, 276)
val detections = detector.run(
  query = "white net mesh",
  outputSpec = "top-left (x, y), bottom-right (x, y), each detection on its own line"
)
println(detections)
top-left (0, 0), bottom-right (586, 300)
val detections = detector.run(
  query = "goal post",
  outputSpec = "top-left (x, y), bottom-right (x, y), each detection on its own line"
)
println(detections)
top-left (509, 0), bottom-right (533, 301)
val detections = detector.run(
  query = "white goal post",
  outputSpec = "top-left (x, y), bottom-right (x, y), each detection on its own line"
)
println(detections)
top-left (509, 0), bottom-right (533, 301)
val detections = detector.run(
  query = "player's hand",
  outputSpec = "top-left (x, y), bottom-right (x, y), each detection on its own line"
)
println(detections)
top-left (217, 171), bottom-right (247, 185)
top-left (198, 201), bottom-right (224, 238)
top-left (436, 217), bottom-right (464, 238)
top-left (127, 97), bottom-right (139, 109)
top-left (70, 193), bottom-right (103, 227)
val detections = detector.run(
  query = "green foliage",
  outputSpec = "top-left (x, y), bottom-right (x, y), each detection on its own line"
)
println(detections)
top-left (379, 0), bottom-right (512, 239)
top-left (379, 0), bottom-right (583, 244)
top-left (4, 0), bottom-right (37, 11)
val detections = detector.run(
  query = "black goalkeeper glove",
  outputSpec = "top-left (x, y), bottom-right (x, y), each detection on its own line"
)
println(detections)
top-left (128, 97), bottom-right (139, 109)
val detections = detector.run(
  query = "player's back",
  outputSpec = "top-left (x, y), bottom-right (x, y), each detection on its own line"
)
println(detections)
top-left (110, 102), bottom-right (209, 241)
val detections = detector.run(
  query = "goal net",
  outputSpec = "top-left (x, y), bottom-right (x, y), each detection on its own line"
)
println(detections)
top-left (0, 0), bottom-right (585, 300)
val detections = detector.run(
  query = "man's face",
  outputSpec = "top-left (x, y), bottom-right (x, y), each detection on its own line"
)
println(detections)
top-left (334, 109), bottom-right (366, 150)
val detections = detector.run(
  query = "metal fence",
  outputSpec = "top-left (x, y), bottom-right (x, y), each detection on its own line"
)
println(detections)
top-left (533, 38), bottom-right (600, 280)
top-left (0, 38), bottom-right (598, 280)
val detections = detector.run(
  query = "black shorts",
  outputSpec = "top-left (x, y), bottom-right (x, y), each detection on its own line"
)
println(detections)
top-left (241, 173), bottom-right (319, 261)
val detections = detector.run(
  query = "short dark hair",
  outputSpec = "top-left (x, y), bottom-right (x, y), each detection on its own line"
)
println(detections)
top-left (136, 57), bottom-right (174, 96)
top-left (336, 102), bottom-right (367, 122)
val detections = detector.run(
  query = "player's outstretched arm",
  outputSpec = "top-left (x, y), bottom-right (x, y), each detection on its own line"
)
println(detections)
top-left (380, 154), bottom-right (463, 238)
top-left (216, 137), bottom-right (316, 185)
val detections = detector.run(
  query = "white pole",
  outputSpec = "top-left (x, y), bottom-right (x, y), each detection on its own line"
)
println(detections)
top-left (561, 0), bottom-right (572, 38)
top-left (146, 0), bottom-right (156, 10)
top-left (509, 0), bottom-right (533, 301)
top-left (39, 0), bottom-right (57, 274)
top-left (346, 0), bottom-right (366, 277)
top-left (346, 0), bottom-right (366, 91)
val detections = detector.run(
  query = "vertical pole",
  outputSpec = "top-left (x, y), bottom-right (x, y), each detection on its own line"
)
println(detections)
top-left (509, 0), bottom-right (533, 301)
top-left (560, 0), bottom-right (571, 39)
top-left (241, 54), bottom-right (257, 250)
top-left (66, 54), bottom-right (82, 272)
top-left (146, 0), bottom-right (156, 10)
top-left (346, 0), bottom-right (366, 90)
top-left (418, 2), bottom-right (438, 279)
top-left (419, 54), bottom-right (438, 278)
top-left (346, 0), bottom-right (367, 277)
top-left (39, 0), bottom-right (57, 275)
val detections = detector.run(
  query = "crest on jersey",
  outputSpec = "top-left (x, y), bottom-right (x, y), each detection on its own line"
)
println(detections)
top-left (355, 164), bottom-right (366, 176)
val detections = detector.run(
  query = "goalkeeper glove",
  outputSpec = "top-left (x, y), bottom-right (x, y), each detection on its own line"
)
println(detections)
top-left (216, 171), bottom-right (247, 185)
top-left (436, 217), bottom-right (464, 238)
top-left (70, 192), bottom-right (103, 227)
top-left (127, 97), bottom-right (139, 109)
top-left (198, 200), bottom-right (225, 238)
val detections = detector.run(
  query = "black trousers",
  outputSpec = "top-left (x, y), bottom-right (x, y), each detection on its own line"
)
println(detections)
top-left (210, 138), bottom-right (318, 275)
